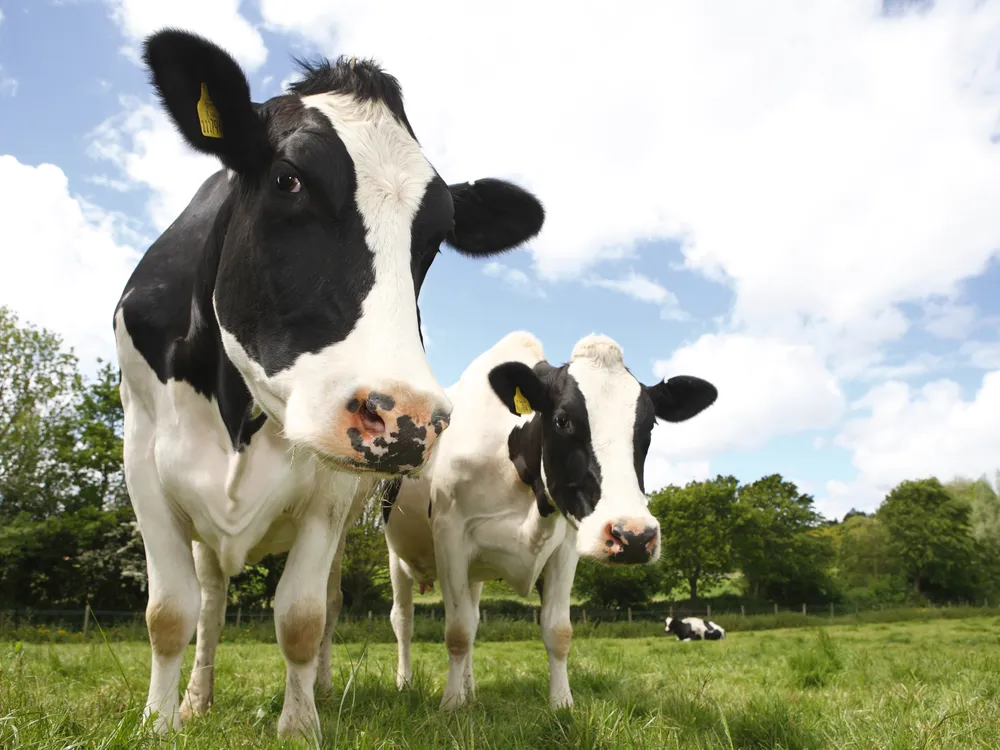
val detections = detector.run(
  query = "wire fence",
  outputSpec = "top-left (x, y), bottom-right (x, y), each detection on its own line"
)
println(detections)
top-left (3, 597), bottom-right (994, 639)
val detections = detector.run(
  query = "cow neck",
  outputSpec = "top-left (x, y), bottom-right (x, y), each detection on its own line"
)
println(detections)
top-left (507, 414), bottom-right (556, 518)
top-left (190, 186), bottom-right (267, 453)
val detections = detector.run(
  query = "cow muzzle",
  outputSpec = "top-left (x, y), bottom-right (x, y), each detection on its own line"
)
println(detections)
top-left (315, 383), bottom-right (451, 474)
top-left (601, 518), bottom-right (660, 564)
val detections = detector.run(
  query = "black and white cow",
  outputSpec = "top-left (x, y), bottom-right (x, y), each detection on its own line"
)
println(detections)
top-left (378, 331), bottom-right (718, 710)
top-left (114, 29), bottom-right (544, 741)
top-left (665, 616), bottom-right (726, 641)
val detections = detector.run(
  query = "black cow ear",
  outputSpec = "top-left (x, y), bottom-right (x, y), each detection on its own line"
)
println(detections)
top-left (488, 361), bottom-right (553, 416)
top-left (644, 375), bottom-right (718, 423)
top-left (143, 28), bottom-right (273, 176)
top-left (446, 179), bottom-right (545, 257)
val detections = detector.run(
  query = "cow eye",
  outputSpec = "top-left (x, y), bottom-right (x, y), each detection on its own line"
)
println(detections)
top-left (275, 173), bottom-right (301, 194)
top-left (554, 415), bottom-right (572, 433)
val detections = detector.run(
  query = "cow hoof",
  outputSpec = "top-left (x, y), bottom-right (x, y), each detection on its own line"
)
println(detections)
top-left (179, 693), bottom-right (211, 721)
top-left (277, 709), bottom-right (321, 743)
top-left (550, 694), bottom-right (574, 711)
top-left (439, 691), bottom-right (466, 712)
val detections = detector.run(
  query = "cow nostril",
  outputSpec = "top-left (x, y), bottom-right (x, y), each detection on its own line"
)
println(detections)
top-left (611, 524), bottom-right (626, 543)
top-left (360, 400), bottom-right (385, 435)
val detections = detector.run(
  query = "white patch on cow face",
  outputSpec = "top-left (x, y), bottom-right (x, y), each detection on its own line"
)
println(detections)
top-left (565, 335), bottom-right (661, 563)
top-left (215, 92), bottom-right (452, 474)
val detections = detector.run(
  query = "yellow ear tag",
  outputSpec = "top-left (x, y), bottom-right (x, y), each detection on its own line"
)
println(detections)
top-left (197, 82), bottom-right (223, 139)
top-left (513, 387), bottom-right (533, 416)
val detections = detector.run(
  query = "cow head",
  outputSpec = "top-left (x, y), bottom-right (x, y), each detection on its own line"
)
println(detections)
top-left (142, 29), bottom-right (544, 475)
top-left (488, 334), bottom-right (717, 564)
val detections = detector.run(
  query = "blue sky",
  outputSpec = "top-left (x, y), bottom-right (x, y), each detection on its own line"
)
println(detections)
top-left (1, 0), bottom-right (999, 519)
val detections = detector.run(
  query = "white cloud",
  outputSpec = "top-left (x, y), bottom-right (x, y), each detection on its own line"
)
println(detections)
top-left (583, 271), bottom-right (690, 321)
top-left (649, 332), bottom-right (845, 460)
top-left (87, 96), bottom-right (219, 232)
top-left (108, 0), bottom-right (268, 72)
top-left (252, 0), bottom-right (1000, 362)
top-left (482, 262), bottom-right (546, 298)
top-left (0, 72), bottom-right (15, 97)
top-left (824, 372), bottom-right (1000, 517)
top-left (922, 300), bottom-right (977, 339)
top-left (961, 339), bottom-right (1000, 370)
top-left (644, 457), bottom-right (712, 495)
top-left (0, 155), bottom-right (141, 370)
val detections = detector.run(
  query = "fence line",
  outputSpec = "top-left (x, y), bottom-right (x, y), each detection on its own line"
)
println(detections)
top-left (2, 598), bottom-right (992, 634)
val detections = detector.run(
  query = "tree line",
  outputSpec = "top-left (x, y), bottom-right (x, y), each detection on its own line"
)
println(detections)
top-left (2, 305), bottom-right (998, 615)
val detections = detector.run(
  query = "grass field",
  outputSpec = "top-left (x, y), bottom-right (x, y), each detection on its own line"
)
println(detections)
top-left (3, 617), bottom-right (999, 749)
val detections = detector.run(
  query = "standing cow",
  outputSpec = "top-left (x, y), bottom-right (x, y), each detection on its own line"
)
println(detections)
top-left (665, 616), bottom-right (726, 641)
top-left (114, 29), bottom-right (545, 741)
top-left (379, 331), bottom-right (718, 710)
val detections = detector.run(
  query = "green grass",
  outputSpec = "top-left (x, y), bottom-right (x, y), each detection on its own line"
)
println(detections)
top-left (3, 617), bottom-right (1000, 748)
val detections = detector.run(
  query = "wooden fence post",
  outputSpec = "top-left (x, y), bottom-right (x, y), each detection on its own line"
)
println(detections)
top-left (533, 608), bottom-right (538, 626)
top-left (582, 610), bottom-right (587, 625)
top-left (774, 603), bottom-right (778, 615)
top-left (627, 607), bottom-right (632, 623)
top-left (830, 602), bottom-right (834, 619)
top-left (82, 604), bottom-right (90, 640)
top-left (235, 606), bottom-right (242, 629)
top-left (368, 610), bottom-right (372, 622)
top-left (482, 609), bottom-right (487, 624)
top-left (669, 605), bottom-right (673, 619)
top-left (740, 605), bottom-right (745, 618)
top-left (802, 603), bottom-right (807, 616)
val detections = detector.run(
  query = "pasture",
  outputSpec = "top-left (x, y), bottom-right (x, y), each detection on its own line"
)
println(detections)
top-left (3, 616), bottom-right (999, 749)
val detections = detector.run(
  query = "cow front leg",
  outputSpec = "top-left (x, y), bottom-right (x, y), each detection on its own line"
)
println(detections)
top-left (436, 530), bottom-right (476, 711)
top-left (539, 541), bottom-right (579, 710)
top-left (180, 541), bottom-right (229, 719)
top-left (316, 530), bottom-right (347, 695)
top-left (274, 506), bottom-right (347, 742)
top-left (133, 500), bottom-right (200, 732)
top-left (388, 547), bottom-right (415, 690)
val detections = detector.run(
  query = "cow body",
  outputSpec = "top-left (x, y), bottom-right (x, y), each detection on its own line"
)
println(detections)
top-left (115, 30), bottom-right (544, 742)
top-left (380, 331), bottom-right (718, 710)
top-left (664, 616), bottom-right (726, 641)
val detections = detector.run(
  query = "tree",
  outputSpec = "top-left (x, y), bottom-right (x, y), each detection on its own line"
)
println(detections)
top-left (732, 474), bottom-right (836, 603)
top-left (878, 478), bottom-right (977, 598)
top-left (945, 473), bottom-right (1000, 550)
top-left (833, 513), bottom-right (897, 589)
top-left (0, 306), bottom-right (82, 521)
top-left (340, 498), bottom-right (391, 611)
top-left (649, 475), bottom-right (737, 600)
top-left (572, 557), bottom-right (670, 609)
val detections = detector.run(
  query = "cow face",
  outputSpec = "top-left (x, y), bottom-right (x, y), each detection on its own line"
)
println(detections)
top-left (142, 30), bottom-right (545, 475)
top-left (489, 335), bottom-right (717, 564)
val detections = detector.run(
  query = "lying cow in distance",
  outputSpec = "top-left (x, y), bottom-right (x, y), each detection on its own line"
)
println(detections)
top-left (665, 616), bottom-right (726, 641)
top-left (114, 29), bottom-right (545, 742)
top-left (378, 331), bottom-right (718, 710)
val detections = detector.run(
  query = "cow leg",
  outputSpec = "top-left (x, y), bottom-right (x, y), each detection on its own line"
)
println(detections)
top-left (316, 531), bottom-right (347, 694)
top-left (539, 542), bottom-right (579, 710)
top-left (462, 580), bottom-right (484, 700)
top-left (180, 541), bottom-right (229, 719)
top-left (273, 506), bottom-right (347, 742)
top-left (388, 546), bottom-right (415, 690)
top-left (436, 531), bottom-right (476, 711)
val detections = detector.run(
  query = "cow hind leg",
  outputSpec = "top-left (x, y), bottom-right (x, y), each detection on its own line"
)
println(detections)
top-left (180, 541), bottom-right (229, 720)
top-left (274, 507), bottom-right (348, 742)
top-left (462, 580), bottom-right (484, 701)
top-left (388, 547), bottom-right (415, 690)
top-left (317, 531), bottom-right (347, 695)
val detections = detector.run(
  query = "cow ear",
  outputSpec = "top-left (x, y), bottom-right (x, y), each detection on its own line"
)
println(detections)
top-left (644, 375), bottom-right (718, 423)
top-left (488, 361), bottom-right (553, 416)
top-left (143, 28), bottom-right (273, 176)
top-left (446, 179), bottom-right (545, 257)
